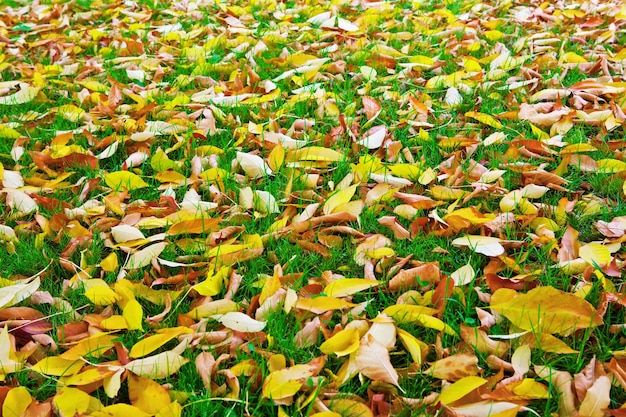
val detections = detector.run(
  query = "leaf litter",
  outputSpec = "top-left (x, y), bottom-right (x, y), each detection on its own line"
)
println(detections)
top-left (1, 0), bottom-right (626, 415)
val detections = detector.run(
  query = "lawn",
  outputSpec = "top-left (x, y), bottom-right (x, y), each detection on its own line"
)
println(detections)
top-left (0, 0), bottom-right (626, 415)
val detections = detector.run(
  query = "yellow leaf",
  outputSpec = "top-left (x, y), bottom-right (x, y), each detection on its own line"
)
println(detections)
top-left (431, 185), bottom-right (469, 200)
top-left (31, 356), bottom-right (83, 376)
top-left (407, 55), bottom-right (435, 67)
top-left (579, 243), bottom-right (611, 267)
top-left (397, 328), bottom-right (426, 365)
top-left (101, 253), bottom-right (118, 272)
top-left (193, 266), bottom-right (228, 296)
top-left (100, 315), bottom-right (129, 330)
top-left (268, 143), bottom-right (285, 171)
top-left (484, 30), bottom-right (503, 41)
top-left (320, 328), bottom-right (360, 356)
top-left (155, 170), bottom-right (186, 184)
top-left (560, 143), bottom-right (597, 154)
top-left (65, 368), bottom-right (115, 386)
top-left (419, 167), bottom-right (437, 185)
top-left (242, 88), bottom-right (281, 105)
top-left (0, 326), bottom-right (22, 377)
top-left (129, 327), bottom-right (192, 358)
top-left (91, 404), bottom-right (150, 417)
top-left (60, 333), bottom-right (117, 360)
top-left (259, 270), bottom-right (281, 305)
top-left (85, 285), bottom-right (120, 306)
top-left (295, 296), bottom-right (357, 314)
top-left (366, 247), bottom-right (395, 259)
top-left (104, 171), bottom-right (149, 191)
top-left (123, 299), bottom-right (144, 331)
top-left (78, 79), bottom-right (109, 93)
top-left (156, 401), bottom-right (182, 417)
top-left (323, 278), bottom-right (380, 297)
top-left (54, 388), bottom-right (92, 417)
top-left (129, 373), bottom-right (172, 414)
top-left (187, 299), bottom-right (238, 319)
top-left (0, 124), bottom-right (20, 139)
top-left (328, 399), bottom-right (374, 417)
top-left (323, 184), bottom-right (358, 215)
top-left (560, 51), bottom-right (587, 64)
top-left (58, 104), bottom-right (86, 123)
top-left (465, 111), bottom-right (503, 129)
top-left (262, 364), bottom-right (314, 400)
top-left (151, 148), bottom-right (179, 172)
top-left (597, 158), bottom-right (626, 174)
top-left (425, 75), bottom-right (446, 90)
top-left (445, 71), bottom-right (467, 87)
top-left (286, 146), bottom-right (343, 162)
top-left (382, 304), bottom-right (437, 323)
top-left (199, 167), bottom-right (229, 181)
top-left (415, 313), bottom-right (457, 335)
top-left (463, 58), bottom-right (482, 72)
top-left (3, 387), bottom-right (32, 417)
top-left (509, 379), bottom-right (549, 399)
top-left (388, 164), bottom-right (422, 180)
top-left (490, 286), bottom-right (603, 336)
top-left (438, 376), bottom-right (487, 405)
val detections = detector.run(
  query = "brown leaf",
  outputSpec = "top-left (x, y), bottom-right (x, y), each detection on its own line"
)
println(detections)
top-left (355, 334), bottom-right (400, 388)
top-left (294, 317), bottom-right (321, 348)
top-left (195, 351), bottom-right (216, 391)
top-left (574, 356), bottom-right (605, 402)
top-left (425, 353), bottom-right (480, 381)
top-left (362, 96), bottom-right (382, 121)
top-left (388, 262), bottom-right (440, 292)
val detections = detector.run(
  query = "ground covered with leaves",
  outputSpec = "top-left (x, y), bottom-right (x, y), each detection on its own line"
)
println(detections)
top-left (1, 0), bottom-right (626, 415)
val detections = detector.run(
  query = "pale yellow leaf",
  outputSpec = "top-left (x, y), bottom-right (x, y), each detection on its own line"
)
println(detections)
top-left (451, 263), bottom-right (476, 286)
top-left (125, 242), bottom-right (168, 270)
top-left (125, 351), bottom-right (189, 379)
top-left (213, 312), bottom-right (266, 332)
